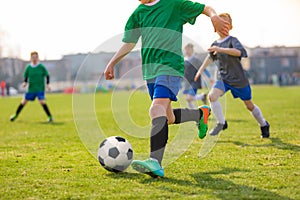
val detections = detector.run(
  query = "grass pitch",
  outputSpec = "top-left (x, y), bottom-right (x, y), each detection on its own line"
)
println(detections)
top-left (0, 86), bottom-right (299, 199)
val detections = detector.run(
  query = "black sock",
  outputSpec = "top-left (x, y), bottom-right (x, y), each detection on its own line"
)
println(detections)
top-left (173, 108), bottom-right (203, 124)
top-left (42, 104), bottom-right (52, 117)
top-left (16, 104), bottom-right (24, 115)
top-left (150, 116), bottom-right (168, 165)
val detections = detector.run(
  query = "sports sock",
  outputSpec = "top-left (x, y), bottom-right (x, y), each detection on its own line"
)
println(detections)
top-left (210, 100), bottom-right (225, 124)
top-left (173, 108), bottom-right (202, 124)
top-left (187, 101), bottom-right (195, 109)
top-left (195, 93), bottom-right (205, 101)
top-left (251, 105), bottom-right (267, 127)
top-left (150, 116), bottom-right (168, 165)
top-left (42, 104), bottom-right (52, 117)
top-left (16, 104), bottom-right (24, 115)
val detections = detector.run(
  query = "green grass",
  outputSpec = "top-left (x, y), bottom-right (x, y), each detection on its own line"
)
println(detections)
top-left (0, 86), bottom-right (299, 199)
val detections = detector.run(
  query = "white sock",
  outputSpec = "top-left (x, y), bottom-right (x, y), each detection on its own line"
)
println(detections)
top-left (187, 101), bottom-right (195, 109)
top-left (210, 100), bottom-right (225, 124)
top-left (195, 93), bottom-right (205, 101)
top-left (251, 105), bottom-right (267, 127)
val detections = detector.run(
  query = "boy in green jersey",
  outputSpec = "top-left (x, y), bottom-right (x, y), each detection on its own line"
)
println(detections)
top-left (10, 51), bottom-right (53, 122)
top-left (104, 0), bottom-right (229, 178)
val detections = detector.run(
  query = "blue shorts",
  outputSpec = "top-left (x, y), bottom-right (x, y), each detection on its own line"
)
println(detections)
top-left (25, 92), bottom-right (46, 101)
top-left (214, 80), bottom-right (252, 101)
top-left (183, 88), bottom-right (197, 96)
top-left (147, 75), bottom-right (182, 101)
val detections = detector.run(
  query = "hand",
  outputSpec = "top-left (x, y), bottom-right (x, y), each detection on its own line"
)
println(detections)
top-left (211, 15), bottom-right (229, 36)
top-left (208, 46), bottom-right (221, 55)
top-left (104, 64), bottom-right (114, 80)
top-left (22, 82), bottom-right (27, 88)
top-left (194, 71), bottom-right (201, 82)
top-left (46, 84), bottom-right (51, 91)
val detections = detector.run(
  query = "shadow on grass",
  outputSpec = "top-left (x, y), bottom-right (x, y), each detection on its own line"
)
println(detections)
top-left (221, 138), bottom-right (300, 152)
top-left (226, 119), bottom-right (248, 123)
top-left (142, 168), bottom-right (292, 200)
top-left (191, 168), bottom-right (293, 200)
top-left (105, 171), bottom-right (146, 179)
top-left (38, 121), bottom-right (65, 126)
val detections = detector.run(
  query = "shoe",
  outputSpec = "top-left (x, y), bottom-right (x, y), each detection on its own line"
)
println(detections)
top-left (131, 158), bottom-right (164, 178)
top-left (209, 121), bottom-right (228, 136)
top-left (48, 116), bottom-right (54, 123)
top-left (261, 121), bottom-right (270, 138)
top-left (198, 105), bottom-right (211, 139)
top-left (10, 114), bottom-right (17, 122)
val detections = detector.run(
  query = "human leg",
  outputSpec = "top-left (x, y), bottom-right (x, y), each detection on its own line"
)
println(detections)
top-left (195, 92), bottom-right (207, 104)
top-left (208, 84), bottom-right (228, 136)
top-left (183, 88), bottom-right (197, 109)
top-left (38, 93), bottom-right (53, 122)
top-left (244, 100), bottom-right (270, 138)
top-left (132, 76), bottom-right (210, 177)
top-left (10, 96), bottom-right (29, 121)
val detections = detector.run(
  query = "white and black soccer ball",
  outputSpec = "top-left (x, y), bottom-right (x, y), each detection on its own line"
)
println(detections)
top-left (97, 136), bottom-right (134, 172)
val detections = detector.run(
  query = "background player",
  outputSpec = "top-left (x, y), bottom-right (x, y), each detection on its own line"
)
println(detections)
top-left (10, 51), bottom-right (53, 122)
top-left (183, 43), bottom-right (213, 108)
top-left (195, 13), bottom-right (270, 138)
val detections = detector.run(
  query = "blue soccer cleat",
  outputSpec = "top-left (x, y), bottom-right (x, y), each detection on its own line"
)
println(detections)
top-left (131, 158), bottom-right (164, 178)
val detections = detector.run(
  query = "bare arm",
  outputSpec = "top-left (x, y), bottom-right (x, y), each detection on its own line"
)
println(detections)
top-left (104, 43), bottom-right (136, 80)
top-left (208, 46), bottom-right (242, 57)
top-left (194, 55), bottom-right (212, 81)
top-left (202, 6), bottom-right (229, 36)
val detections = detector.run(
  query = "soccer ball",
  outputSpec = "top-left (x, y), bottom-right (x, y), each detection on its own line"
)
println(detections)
top-left (97, 136), bottom-right (134, 172)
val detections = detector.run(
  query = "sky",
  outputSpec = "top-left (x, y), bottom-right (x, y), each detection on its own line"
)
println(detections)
top-left (0, 0), bottom-right (300, 60)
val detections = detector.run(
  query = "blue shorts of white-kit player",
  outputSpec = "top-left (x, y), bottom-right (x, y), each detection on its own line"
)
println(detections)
top-left (25, 92), bottom-right (46, 101)
top-left (214, 80), bottom-right (252, 101)
top-left (147, 75), bottom-right (182, 101)
top-left (183, 88), bottom-right (198, 97)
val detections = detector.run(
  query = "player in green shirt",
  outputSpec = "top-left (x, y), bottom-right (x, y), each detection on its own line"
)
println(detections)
top-left (10, 51), bottom-right (53, 122)
top-left (104, 0), bottom-right (229, 178)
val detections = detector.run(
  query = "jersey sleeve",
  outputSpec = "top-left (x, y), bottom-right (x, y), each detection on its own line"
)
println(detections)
top-left (42, 64), bottom-right (49, 76)
top-left (231, 37), bottom-right (247, 58)
top-left (180, 0), bottom-right (205, 25)
top-left (122, 12), bottom-right (141, 44)
top-left (24, 66), bottom-right (29, 78)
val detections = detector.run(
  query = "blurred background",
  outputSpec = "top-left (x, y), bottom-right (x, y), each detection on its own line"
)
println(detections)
top-left (0, 0), bottom-right (300, 96)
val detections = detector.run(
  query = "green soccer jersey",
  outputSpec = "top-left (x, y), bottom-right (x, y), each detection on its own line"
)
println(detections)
top-left (24, 63), bottom-right (49, 93)
top-left (123, 0), bottom-right (205, 80)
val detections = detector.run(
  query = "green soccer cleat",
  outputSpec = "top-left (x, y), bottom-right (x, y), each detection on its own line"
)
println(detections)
top-left (48, 116), bottom-right (54, 123)
top-left (131, 158), bottom-right (164, 178)
top-left (10, 114), bottom-right (18, 122)
top-left (198, 105), bottom-right (211, 139)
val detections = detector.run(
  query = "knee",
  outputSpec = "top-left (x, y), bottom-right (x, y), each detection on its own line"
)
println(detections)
top-left (246, 104), bottom-right (254, 111)
top-left (167, 113), bottom-right (175, 125)
top-left (208, 93), bottom-right (218, 102)
top-left (21, 99), bottom-right (27, 105)
top-left (149, 104), bottom-right (166, 119)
